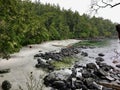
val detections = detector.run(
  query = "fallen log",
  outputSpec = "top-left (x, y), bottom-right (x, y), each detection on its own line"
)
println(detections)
top-left (97, 82), bottom-right (120, 90)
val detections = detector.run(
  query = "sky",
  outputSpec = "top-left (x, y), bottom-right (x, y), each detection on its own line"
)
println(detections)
top-left (33, 0), bottom-right (120, 23)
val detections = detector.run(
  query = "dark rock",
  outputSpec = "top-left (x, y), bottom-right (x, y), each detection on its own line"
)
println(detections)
top-left (98, 53), bottom-right (105, 57)
top-left (52, 80), bottom-right (66, 89)
top-left (74, 80), bottom-right (83, 89)
top-left (47, 65), bottom-right (54, 71)
top-left (81, 51), bottom-right (88, 57)
top-left (1, 80), bottom-right (12, 90)
top-left (0, 69), bottom-right (10, 74)
top-left (116, 64), bottom-right (120, 68)
top-left (94, 69), bottom-right (108, 78)
top-left (98, 63), bottom-right (114, 71)
top-left (95, 57), bottom-right (104, 65)
top-left (95, 57), bottom-right (104, 62)
top-left (82, 70), bottom-right (91, 78)
top-left (81, 85), bottom-right (88, 90)
top-left (34, 53), bottom-right (43, 58)
top-left (86, 63), bottom-right (98, 70)
top-left (71, 68), bottom-right (77, 77)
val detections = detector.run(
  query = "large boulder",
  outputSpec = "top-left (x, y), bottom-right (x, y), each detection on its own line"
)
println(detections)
top-left (44, 70), bottom-right (71, 86)
top-left (1, 80), bottom-right (12, 90)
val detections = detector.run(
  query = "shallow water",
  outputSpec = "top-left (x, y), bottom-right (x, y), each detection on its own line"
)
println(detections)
top-left (77, 39), bottom-right (120, 69)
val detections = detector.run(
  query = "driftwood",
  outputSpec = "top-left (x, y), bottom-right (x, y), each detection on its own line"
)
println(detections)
top-left (97, 82), bottom-right (120, 90)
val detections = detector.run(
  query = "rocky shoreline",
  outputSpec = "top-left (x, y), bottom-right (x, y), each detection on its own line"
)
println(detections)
top-left (1, 39), bottom-right (120, 90)
top-left (34, 44), bottom-right (120, 90)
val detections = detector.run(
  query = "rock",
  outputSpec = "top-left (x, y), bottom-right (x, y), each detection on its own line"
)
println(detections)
top-left (1, 80), bottom-right (12, 90)
top-left (82, 70), bottom-right (91, 78)
top-left (71, 68), bottom-right (77, 77)
top-left (86, 63), bottom-right (98, 70)
top-left (95, 57), bottom-right (104, 65)
top-left (34, 53), bottom-right (43, 58)
top-left (52, 80), bottom-right (66, 89)
top-left (74, 80), bottom-right (83, 89)
top-left (98, 63), bottom-right (114, 72)
top-left (94, 69), bottom-right (108, 78)
top-left (116, 64), bottom-right (120, 68)
top-left (105, 75), bottom-right (115, 81)
top-left (44, 70), bottom-right (71, 86)
top-left (112, 60), bottom-right (118, 64)
top-left (0, 69), bottom-right (10, 74)
top-left (81, 85), bottom-right (88, 90)
top-left (35, 59), bottom-right (49, 68)
top-left (81, 51), bottom-right (88, 57)
top-left (98, 53), bottom-right (105, 57)
top-left (47, 65), bottom-right (55, 71)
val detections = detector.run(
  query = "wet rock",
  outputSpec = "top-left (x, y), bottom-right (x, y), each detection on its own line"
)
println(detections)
top-left (1, 80), bottom-right (12, 90)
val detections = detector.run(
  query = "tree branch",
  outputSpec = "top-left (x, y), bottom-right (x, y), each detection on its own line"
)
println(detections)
top-left (90, 0), bottom-right (120, 15)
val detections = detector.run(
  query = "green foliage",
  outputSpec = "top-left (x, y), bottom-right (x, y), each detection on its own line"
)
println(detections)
top-left (51, 57), bottom-right (76, 70)
top-left (73, 40), bottom-right (108, 47)
top-left (0, 0), bottom-right (116, 57)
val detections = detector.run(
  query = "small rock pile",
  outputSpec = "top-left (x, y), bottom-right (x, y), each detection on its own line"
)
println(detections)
top-left (34, 47), bottom-right (81, 70)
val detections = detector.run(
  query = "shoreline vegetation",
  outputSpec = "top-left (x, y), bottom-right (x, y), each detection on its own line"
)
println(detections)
top-left (0, 0), bottom-right (117, 59)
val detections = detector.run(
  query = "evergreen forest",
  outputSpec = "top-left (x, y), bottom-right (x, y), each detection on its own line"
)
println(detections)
top-left (0, 0), bottom-right (116, 57)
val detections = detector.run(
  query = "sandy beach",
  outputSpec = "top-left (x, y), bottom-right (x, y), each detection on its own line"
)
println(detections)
top-left (0, 39), bottom-right (80, 90)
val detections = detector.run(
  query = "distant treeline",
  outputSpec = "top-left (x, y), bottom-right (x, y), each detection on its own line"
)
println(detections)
top-left (0, 0), bottom-right (116, 56)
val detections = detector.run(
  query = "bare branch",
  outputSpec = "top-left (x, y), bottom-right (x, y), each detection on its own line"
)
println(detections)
top-left (90, 0), bottom-right (120, 15)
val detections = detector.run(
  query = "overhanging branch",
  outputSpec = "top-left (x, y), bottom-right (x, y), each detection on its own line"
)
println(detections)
top-left (90, 0), bottom-right (120, 15)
